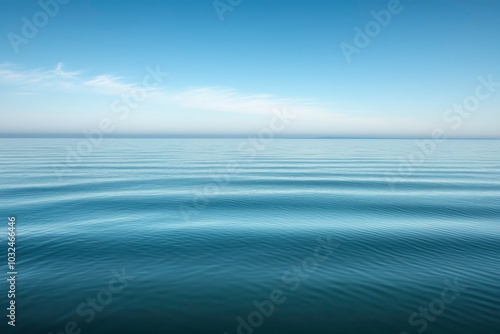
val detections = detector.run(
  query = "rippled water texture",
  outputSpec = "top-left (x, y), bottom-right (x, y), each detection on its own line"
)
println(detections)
top-left (1, 138), bottom-right (499, 334)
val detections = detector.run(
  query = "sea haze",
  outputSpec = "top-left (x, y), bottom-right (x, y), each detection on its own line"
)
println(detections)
top-left (0, 138), bottom-right (499, 334)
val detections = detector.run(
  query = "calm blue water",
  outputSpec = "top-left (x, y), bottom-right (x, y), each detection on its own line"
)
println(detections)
top-left (1, 138), bottom-right (499, 334)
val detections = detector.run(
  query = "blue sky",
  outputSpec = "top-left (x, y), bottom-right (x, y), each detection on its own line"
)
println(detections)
top-left (0, 0), bottom-right (499, 137)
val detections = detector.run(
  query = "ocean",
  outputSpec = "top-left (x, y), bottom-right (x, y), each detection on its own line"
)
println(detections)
top-left (1, 138), bottom-right (499, 334)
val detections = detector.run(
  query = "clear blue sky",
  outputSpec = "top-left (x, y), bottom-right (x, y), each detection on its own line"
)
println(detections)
top-left (1, 0), bottom-right (499, 137)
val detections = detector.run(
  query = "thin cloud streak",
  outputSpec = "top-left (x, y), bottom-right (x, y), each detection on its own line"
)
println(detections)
top-left (0, 63), bottom-right (334, 116)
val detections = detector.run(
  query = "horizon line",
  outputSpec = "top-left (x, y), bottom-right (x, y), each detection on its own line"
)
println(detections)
top-left (0, 134), bottom-right (499, 140)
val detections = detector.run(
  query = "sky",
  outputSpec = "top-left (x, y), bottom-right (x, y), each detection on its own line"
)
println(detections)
top-left (0, 0), bottom-right (499, 137)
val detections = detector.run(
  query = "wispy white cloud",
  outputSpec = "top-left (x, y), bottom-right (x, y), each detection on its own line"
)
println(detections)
top-left (0, 62), bottom-right (80, 85)
top-left (53, 62), bottom-right (81, 79)
top-left (0, 62), bottom-right (443, 137)
top-left (0, 63), bottom-right (143, 96)
top-left (156, 86), bottom-right (329, 115)
top-left (0, 63), bottom-right (332, 116)
top-left (83, 75), bottom-right (136, 95)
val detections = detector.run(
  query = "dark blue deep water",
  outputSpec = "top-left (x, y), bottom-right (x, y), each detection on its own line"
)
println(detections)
top-left (1, 138), bottom-right (499, 334)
